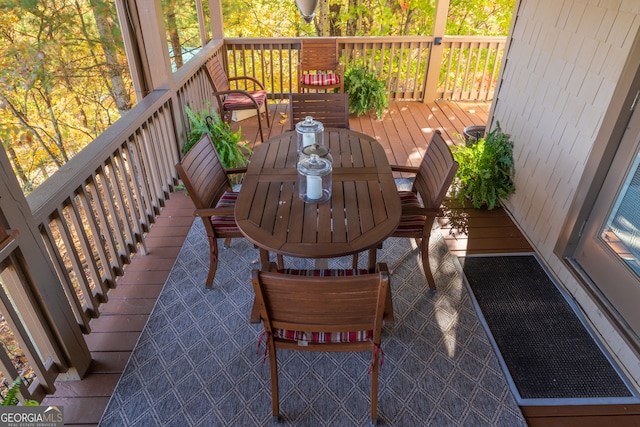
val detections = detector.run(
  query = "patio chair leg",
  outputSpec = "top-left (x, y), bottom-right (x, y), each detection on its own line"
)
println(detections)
top-left (419, 236), bottom-right (436, 289)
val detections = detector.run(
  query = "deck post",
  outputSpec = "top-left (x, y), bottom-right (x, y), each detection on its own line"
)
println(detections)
top-left (423, 0), bottom-right (450, 102)
top-left (0, 149), bottom-right (92, 387)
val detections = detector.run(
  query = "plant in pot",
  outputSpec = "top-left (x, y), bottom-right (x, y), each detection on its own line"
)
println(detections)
top-left (183, 105), bottom-right (252, 169)
top-left (450, 122), bottom-right (515, 210)
top-left (344, 65), bottom-right (388, 119)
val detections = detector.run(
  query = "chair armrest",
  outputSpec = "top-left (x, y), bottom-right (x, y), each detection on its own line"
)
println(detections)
top-left (214, 88), bottom-right (261, 100)
top-left (390, 165), bottom-right (419, 174)
top-left (227, 76), bottom-right (265, 90)
top-left (193, 206), bottom-right (235, 217)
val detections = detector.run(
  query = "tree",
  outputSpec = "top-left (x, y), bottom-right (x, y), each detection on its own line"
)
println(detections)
top-left (0, 0), bottom-right (133, 192)
top-left (447, 0), bottom-right (514, 36)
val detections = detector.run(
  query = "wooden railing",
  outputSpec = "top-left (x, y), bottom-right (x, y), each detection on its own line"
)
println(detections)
top-left (27, 92), bottom-right (181, 336)
top-left (9, 35), bottom-right (504, 399)
top-left (223, 36), bottom-right (506, 101)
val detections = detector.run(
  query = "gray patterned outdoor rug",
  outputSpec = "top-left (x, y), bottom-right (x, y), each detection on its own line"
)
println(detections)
top-left (99, 219), bottom-right (526, 426)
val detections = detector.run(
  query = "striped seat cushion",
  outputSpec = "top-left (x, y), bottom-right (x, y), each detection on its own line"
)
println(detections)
top-left (301, 73), bottom-right (341, 86)
top-left (210, 191), bottom-right (239, 232)
top-left (396, 190), bottom-right (426, 233)
top-left (273, 329), bottom-right (373, 343)
top-left (277, 268), bottom-right (369, 276)
top-left (223, 90), bottom-right (267, 109)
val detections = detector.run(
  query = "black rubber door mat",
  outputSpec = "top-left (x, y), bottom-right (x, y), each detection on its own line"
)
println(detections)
top-left (461, 255), bottom-right (634, 401)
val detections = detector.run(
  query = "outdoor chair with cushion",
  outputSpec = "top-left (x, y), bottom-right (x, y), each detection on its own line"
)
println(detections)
top-left (203, 54), bottom-right (270, 142)
top-left (175, 134), bottom-right (247, 288)
top-left (390, 130), bottom-right (458, 289)
top-left (298, 38), bottom-right (344, 93)
top-left (251, 263), bottom-right (390, 424)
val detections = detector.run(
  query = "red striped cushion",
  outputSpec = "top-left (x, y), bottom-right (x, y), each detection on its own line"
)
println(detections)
top-left (301, 73), bottom-right (340, 86)
top-left (397, 190), bottom-right (425, 233)
top-left (277, 268), bottom-right (369, 276)
top-left (273, 329), bottom-right (373, 343)
top-left (210, 191), bottom-right (239, 232)
top-left (223, 90), bottom-right (267, 109)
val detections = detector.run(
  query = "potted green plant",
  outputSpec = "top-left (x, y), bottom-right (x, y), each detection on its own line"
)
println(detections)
top-left (450, 122), bottom-right (515, 210)
top-left (183, 105), bottom-right (252, 169)
top-left (344, 65), bottom-right (388, 119)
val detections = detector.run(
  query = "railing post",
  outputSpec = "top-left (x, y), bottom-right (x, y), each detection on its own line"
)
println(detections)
top-left (0, 149), bottom-right (92, 384)
top-left (423, 0), bottom-right (450, 102)
top-left (209, 0), bottom-right (224, 39)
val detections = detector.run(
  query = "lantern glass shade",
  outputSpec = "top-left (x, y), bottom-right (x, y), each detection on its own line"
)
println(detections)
top-left (295, 0), bottom-right (319, 23)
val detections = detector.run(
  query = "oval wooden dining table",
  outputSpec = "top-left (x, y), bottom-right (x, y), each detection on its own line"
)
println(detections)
top-left (236, 128), bottom-right (400, 323)
top-left (235, 128), bottom-right (401, 272)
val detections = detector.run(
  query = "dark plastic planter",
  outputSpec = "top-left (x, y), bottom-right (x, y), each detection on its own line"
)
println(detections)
top-left (463, 125), bottom-right (486, 144)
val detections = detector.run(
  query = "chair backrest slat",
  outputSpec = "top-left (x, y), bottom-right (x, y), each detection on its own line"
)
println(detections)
top-left (413, 130), bottom-right (459, 209)
top-left (204, 55), bottom-right (231, 93)
top-left (289, 93), bottom-right (349, 130)
top-left (175, 134), bottom-right (230, 209)
top-left (252, 268), bottom-right (388, 339)
top-left (299, 38), bottom-right (340, 71)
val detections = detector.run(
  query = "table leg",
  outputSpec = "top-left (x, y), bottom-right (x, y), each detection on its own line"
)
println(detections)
top-left (367, 248), bottom-right (377, 272)
top-left (259, 248), bottom-right (271, 270)
top-left (314, 258), bottom-right (329, 269)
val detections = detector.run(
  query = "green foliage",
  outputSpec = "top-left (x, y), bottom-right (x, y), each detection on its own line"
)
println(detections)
top-left (447, 0), bottom-right (515, 36)
top-left (183, 106), bottom-right (251, 169)
top-left (451, 122), bottom-right (515, 210)
top-left (344, 65), bottom-right (388, 119)
top-left (221, 0), bottom-right (512, 38)
top-left (2, 378), bottom-right (38, 406)
top-left (1, 0), bottom-right (133, 193)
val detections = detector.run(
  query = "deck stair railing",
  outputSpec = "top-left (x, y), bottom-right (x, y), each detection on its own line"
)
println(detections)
top-left (1, 35), bottom-right (503, 401)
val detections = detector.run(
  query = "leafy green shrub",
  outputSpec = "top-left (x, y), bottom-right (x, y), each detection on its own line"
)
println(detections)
top-left (450, 122), bottom-right (515, 210)
top-left (183, 105), bottom-right (251, 169)
top-left (344, 65), bottom-right (388, 119)
top-left (2, 377), bottom-right (38, 406)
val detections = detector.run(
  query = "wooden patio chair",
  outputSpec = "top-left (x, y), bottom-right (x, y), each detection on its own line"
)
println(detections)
top-left (203, 55), bottom-right (271, 142)
top-left (175, 134), bottom-right (247, 288)
top-left (251, 263), bottom-right (390, 424)
top-left (298, 38), bottom-right (344, 93)
top-left (289, 92), bottom-right (350, 130)
top-left (390, 130), bottom-right (458, 289)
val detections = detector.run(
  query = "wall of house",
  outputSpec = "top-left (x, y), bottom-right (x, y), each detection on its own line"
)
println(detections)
top-left (491, 0), bottom-right (640, 388)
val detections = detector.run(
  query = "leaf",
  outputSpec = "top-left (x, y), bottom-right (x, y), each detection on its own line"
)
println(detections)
top-left (451, 122), bottom-right (515, 210)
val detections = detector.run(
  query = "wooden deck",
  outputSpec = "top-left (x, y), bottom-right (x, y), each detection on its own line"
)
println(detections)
top-left (42, 100), bottom-right (534, 425)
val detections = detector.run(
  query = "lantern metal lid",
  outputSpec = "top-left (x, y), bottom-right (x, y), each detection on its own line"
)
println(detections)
top-left (295, 116), bottom-right (324, 153)
top-left (301, 143), bottom-right (331, 162)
